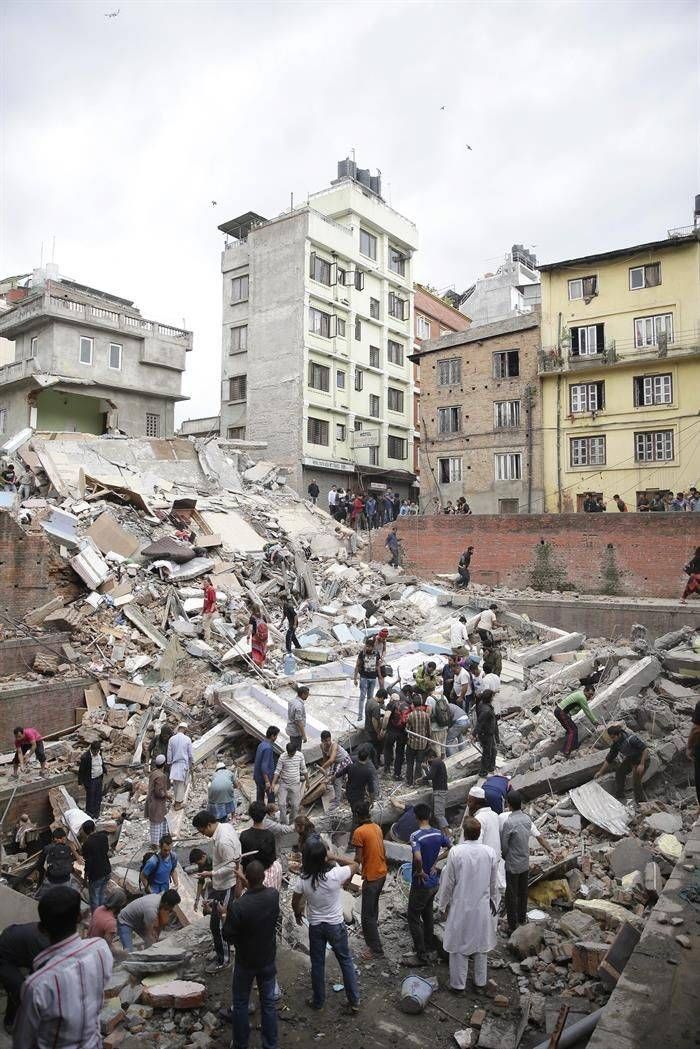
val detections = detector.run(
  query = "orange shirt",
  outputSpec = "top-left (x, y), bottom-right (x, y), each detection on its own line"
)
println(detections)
top-left (351, 822), bottom-right (387, 882)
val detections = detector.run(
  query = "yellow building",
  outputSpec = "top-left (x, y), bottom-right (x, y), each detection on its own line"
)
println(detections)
top-left (538, 225), bottom-right (700, 511)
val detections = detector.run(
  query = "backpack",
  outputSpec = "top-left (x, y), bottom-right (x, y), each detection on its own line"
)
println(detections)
top-left (45, 842), bottom-right (73, 882)
top-left (390, 697), bottom-right (411, 730)
top-left (434, 695), bottom-right (450, 728)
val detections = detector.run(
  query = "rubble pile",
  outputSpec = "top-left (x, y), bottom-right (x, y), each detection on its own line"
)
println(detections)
top-left (0, 432), bottom-right (697, 1049)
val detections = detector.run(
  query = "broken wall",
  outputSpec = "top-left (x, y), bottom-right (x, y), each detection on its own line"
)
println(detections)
top-left (0, 511), bottom-right (79, 617)
top-left (0, 677), bottom-right (91, 742)
top-left (377, 514), bottom-right (700, 598)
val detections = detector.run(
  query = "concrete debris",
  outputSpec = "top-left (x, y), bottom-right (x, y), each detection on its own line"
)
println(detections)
top-left (0, 431), bottom-right (696, 1049)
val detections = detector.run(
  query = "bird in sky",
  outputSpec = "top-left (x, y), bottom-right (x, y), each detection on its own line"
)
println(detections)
top-left (440, 106), bottom-right (446, 111)
top-left (105, 8), bottom-right (120, 16)
top-left (465, 144), bottom-right (473, 150)
top-left (210, 201), bottom-right (218, 207)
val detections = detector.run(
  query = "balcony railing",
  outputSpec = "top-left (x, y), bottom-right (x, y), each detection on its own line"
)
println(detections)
top-left (0, 358), bottom-right (39, 387)
top-left (538, 329), bottom-right (700, 374)
top-left (0, 291), bottom-right (192, 346)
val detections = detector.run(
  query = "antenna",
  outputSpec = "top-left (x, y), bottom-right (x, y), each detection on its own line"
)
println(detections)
top-left (351, 147), bottom-right (356, 163)
top-left (51, 236), bottom-right (56, 263)
top-left (40, 241), bottom-right (44, 267)
top-left (290, 192), bottom-right (294, 213)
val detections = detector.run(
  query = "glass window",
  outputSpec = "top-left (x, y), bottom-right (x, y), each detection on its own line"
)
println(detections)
top-left (29, 336), bottom-right (38, 359)
top-left (416, 315), bottom-right (431, 339)
top-left (388, 387), bottom-right (404, 412)
top-left (634, 429), bottom-right (673, 462)
top-left (355, 317), bottom-right (362, 341)
top-left (308, 362), bottom-right (330, 392)
top-left (633, 373), bottom-right (672, 406)
top-left (437, 358), bottom-right (461, 385)
top-left (388, 246), bottom-right (406, 276)
top-left (369, 394), bottom-right (380, 418)
top-left (369, 445), bottom-right (379, 466)
top-left (336, 317), bottom-right (346, 337)
top-left (79, 336), bottom-right (93, 365)
top-left (230, 325), bottom-right (248, 352)
top-left (355, 368), bottom-right (364, 391)
top-left (370, 298), bottom-right (380, 319)
top-left (387, 339), bottom-right (404, 365)
top-left (307, 417), bottom-right (329, 445)
top-left (108, 342), bottom-right (122, 370)
top-left (369, 346), bottom-right (380, 368)
top-left (360, 229), bottom-right (377, 260)
top-left (0, 408), bottom-right (6, 434)
top-left (437, 406), bottom-right (461, 434)
top-left (388, 292), bottom-right (407, 320)
top-left (493, 350), bottom-right (519, 378)
top-left (309, 307), bottom-right (331, 338)
top-left (570, 436), bottom-right (606, 467)
top-left (629, 263), bottom-right (661, 290)
top-left (227, 426), bottom-right (246, 439)
top-left (229, 375), bottom-right (247, 401)
top-left (568, 275), bottom-right (598, 300)
top-left (493, 400), bottom-right (520, 428)
top-left (634, 313), bottom-right (673, 347)
top-left (231, 274), bottom-right (249, 302)
top-left (570, 381), bottom-right (604, 413)
top-left (310, 253), bottom-right (332, 285)
top-left (336, 370), bottom-right (346, 389)
top-left (336, 423), bottom-right (346, 442)
top-left (145, 413), bottom-right (161, 438)
top-left (438, 457), bottom-right (462, 483)
top-left (494, 452), bottom-right (522, 480)
top-left (387, 435), bottom-right (407, 460)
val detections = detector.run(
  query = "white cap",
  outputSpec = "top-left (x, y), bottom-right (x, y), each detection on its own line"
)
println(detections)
top-left (468, 785), bottom-right (486, 799)
top-left (155, 754), bottom-right (166, 766)
top-left (215, 761), bottom-right (226, 770)
top-left (177, 722), bottom-right (188, 730)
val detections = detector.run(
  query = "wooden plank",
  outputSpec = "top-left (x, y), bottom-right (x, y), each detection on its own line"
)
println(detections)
top-left (84, 685), bottom-right (104, 712)
top-left (123, 605), bottom-right (167, 649)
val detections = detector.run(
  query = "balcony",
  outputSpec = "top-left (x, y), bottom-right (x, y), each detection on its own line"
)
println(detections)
top-left (0, 291), bottom-right (193, 348)
top-left (538, 329), bottom-right (700, 375)
top-left (0, 358), bottom-right (39, 387)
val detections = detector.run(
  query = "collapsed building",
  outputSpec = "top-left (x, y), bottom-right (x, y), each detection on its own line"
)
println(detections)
top-left (0, 431), bottom-right (697, 1049)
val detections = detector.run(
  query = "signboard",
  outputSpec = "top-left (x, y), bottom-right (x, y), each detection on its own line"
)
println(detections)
top-left (350, 428), bottom-right (380, 449)
top-left (302, 455), bottom-right (353, 474)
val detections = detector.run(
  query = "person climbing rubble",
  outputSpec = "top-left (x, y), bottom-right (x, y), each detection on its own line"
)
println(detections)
top-left (595, 724), bottom-right (650, 802)
top-left (553, 684), bottom-right (597, 756)
top-left (166, 722), bottom-right (194, 809)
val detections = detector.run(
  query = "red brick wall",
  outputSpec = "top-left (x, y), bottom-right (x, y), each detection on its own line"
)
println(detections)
top-left (0, 511), bottom-right (79, 617)
top-left (0, 678), bottom-right (91, 743)
top-left (0, 773), bottom-right (78, 835)
top-left (379, 514), bottom-right (700, 598)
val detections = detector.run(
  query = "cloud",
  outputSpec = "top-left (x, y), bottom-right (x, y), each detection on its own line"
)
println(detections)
top-left (1, 0), bottom-right (697, 422)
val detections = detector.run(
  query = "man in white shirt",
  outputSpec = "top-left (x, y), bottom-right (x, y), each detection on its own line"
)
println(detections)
top-left (192, 810), bottom-right (242, 973)
top-left (476, 671), bottom-right (501, 695)
top-left (327, 485), bottom-right (337, 514)
top-left (13, 886), bottom-right (112, 1049)
top-left (449, 616), bottom-right (470, 655)
top-left (166, 723), bottom-right (194, 808)
top-left (455, 656), bottom-right (482, 714)
top-left (476, 605), bottom-right (498, 645)
top-left (272, 743), bottom-right (309, 822)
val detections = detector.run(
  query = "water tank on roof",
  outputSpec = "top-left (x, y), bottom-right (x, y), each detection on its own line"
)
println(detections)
top-left (338, 158), bottom-right (357, 181)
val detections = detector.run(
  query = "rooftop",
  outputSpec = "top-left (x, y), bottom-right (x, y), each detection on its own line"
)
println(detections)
top-left (411, 310), bottom-right (539, 359)
top-left (539, 230), bottom-right (699, 272)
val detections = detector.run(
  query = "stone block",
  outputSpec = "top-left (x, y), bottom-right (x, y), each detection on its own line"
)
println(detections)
top-left (508, 923), bottom-right (544, 958)
top-left (470, 1008), bottom-right (486, 1027)
top-left (645, 811), bottom-right (682, 835)
top-left (100, 999), bottom-right (126, 1035)
top-left (609, 838), bottom-right (653, 879)
top-left (103, 1030), bottom-right (127, 1049)
top-left (597, 921), bottom-right (641, 989)
top-left (557, 910), bottom-right (600, 940)
top-left (453, 1030), bottom-right (477, 1048)
top-left (644, 861), bottom-right (663, 901)
top-left (104, 971), bottom-right (131, 999)
top-left (571, 941), bottom-right (608, 976)
top-left (574, 898), bottom-right (642, 930)
top-left (142, 979), bottom-right (207, 1009)
top-left (107, 708), bottom-right (130, 728)
top-left (656, 834), bottom-right (683, 861)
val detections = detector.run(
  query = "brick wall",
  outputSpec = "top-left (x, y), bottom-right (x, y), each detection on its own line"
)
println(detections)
top-left (380, 514), bottom-right (700, 598)
top-left (0, 678), bottom-right (91, 743)
top-left (0, 772), bottom-right (78, 836)
top-left (0, 511), bottom-right (79, 618)
top-left (0, 633), bottom-right (70, 676)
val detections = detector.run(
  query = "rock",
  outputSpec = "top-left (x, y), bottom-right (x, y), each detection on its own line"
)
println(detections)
top-left (644, 861), bottom-right (663, 901)
top-left (142, 980), bottom-right (207, 1009)
top-left (508, 924), bottom-right (544, 958)
top-left (656, 834), bottom-right (683, 862)
top-left (557, 910), bottom-right (599, 940)
top-left (571, 941), bottom-right (609, 976)
top-left (470, 1008), bottom-right (486, 1027)
top-left (609, 838), bottom-right (653, 878)
top-left (107, 708), bottom-right (130, 729)
top-left (566, 869), bottom-right (584, 896)
top-left (574, 899), bottom-right (643, 930)
top-left (453, 1031), bottom-right (476, 1048)
top-left (675, 934), bottom-right (691, 949)
top-left (100, 999), bottom-right (125, 1035)
top-left (104, 971), bottom-right (131, 999)
top-left (103, 1031), bottom-right (128, 1049)
top-left (493, 994), bottom-right (509, 1008)
top-left (645, 812), bottom-right (682, 835)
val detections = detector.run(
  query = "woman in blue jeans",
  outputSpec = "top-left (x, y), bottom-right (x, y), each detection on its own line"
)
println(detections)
top-left (291, 840), bottom-right (361, 1013)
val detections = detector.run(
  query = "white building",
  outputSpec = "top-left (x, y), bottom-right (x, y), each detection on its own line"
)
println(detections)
top-left (451, 244), bottom-right (541, 328)
top-left (218, 159), bottom-right (419, 501)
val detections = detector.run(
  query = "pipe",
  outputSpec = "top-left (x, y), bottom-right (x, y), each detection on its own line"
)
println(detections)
top-left (531, 1006), bottom-right (603, 1049)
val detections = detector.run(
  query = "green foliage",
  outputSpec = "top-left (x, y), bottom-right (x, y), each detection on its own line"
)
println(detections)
top-left (529, 540), bottom-right (570, 592)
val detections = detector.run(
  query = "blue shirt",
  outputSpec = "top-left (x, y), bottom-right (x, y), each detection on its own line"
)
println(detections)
top-left (483, 774), bottom-right (510, 814)
top-left (254, 739), bottom-right (276, 785)
top-left (409, 826), bottom-right (450, 889)
top-left (142, 851), bottom-right (177, 892)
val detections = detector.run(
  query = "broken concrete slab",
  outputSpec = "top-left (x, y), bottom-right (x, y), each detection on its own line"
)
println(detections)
top-left (558, 909), bottom-right (601, 941)
top-left (513, 632), bottom-right (585, 669)
top-left (510, 752), bottom-right (602, 801)
top-left (644, 861), bottom-right (663, 901)
top-left (70, 542), bottom-right (111, 589)
top-left (123, 605), bottom-right (167, 649)
top-left (609, 838), bottom-right (654, 879)
top-left (597, 921), bottom-right (641, 989)
top-left (87, 511), bottom-right (141, 559)
top-left (644, 811), bottom-right (682, 835)
top-left (568, 782), bottom-right (630, 838)
top-left (655, 833), bottom-right (683, 862)
top-left (574, 898), bottom-right (643, 930)
top-left (0, 883), bottom-right (39, 931)
top-left (142, 979), bottom-right (207, 1009)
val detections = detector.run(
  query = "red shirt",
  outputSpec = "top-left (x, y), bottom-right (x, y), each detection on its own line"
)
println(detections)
top-left (87, 906), bottom-right (117, 939)
top-left (203, 584), bottom-right (217, 614)
top-left (15, 727), bottom-right (42, 748)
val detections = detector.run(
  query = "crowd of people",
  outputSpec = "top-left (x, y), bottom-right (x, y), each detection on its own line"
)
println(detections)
top-left (584, 487), bottom-right (700, 512)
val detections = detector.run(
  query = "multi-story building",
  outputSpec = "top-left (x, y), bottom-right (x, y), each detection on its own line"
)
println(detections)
top-left (414, 312), bottom-right (543, 513)
top-left (446, 245), bottom-right (541, 327)
top-left (218, 159), bottom-right (418, 501)
top-left (0, 266), bottom-right (192, 439)
top-left (178, 416), bottom-right (221, 439)
top-left (412, 285), bottom-right (470, 480)
top-left (538, 210), bottom-right (700, 511)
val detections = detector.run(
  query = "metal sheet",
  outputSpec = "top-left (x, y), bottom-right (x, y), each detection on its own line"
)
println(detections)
top-left (568, 781), bottom-right (630, 837)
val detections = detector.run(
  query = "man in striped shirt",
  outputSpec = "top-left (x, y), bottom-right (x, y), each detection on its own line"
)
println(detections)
top-left (272, 743), bottom-right (309, 822)
top-left (405, 696), bottom-right (432, 787)
top-left (13, 885), bottom-right (112, 1048)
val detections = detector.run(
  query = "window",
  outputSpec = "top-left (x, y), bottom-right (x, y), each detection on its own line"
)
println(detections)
top-left (437, 406), bottom-right (461, 434)
top-left (230, 325), bottom-right (248, 353)
top-left (79, 336), bottom-right (93, 365)
top-left (307, 417), bottom-right (329, 445)
top-left (633, 373), bottom-right (672, 406)
top-left (499, 498), bottom-right (519, 513)
top-left (388, 435), bottom-right (408, 460)
top-left (108, 342), bottom-right (122, 370)
top-left (227, 426), bottom-right (246, 439)
top-left (370, 298), bottom-right (380, 319)
top-left (571, 324), bottom-right (604, 356)
top-left (29, 336), bottom-right (38, 359)
top-left (336, 423), bottom-right (346, 442)
top-left (388, 246), bottom-right (406, 276)
top-left (634, 313), bottom-right (673, 348)
top-left (369, 346), bottom-right (380, 368)
top-left (336, 369), bottom-right (346, 389)
top-left (387, 339), bottom-right (404, 365)
top-left (145, 413), bottom-right (161, 438)
top-left (495, 452), bottom-right (522, 480)
top-left (635, 430), bottom-right (674, 462)
top-left (354, 419), bottom-right (362, 431)
top-left (629, 263), bottom-right (661, 290)
top-left (308, 361), bottom-right (330, 392)
top-left (437, 358), bottom-right (461, 385)
top-left (494, 400), bottom-right (521, 428)
top-left (568, 275), bottom-right (598, 300)
top-left (0, 408), bottom-right (6, 433)
top-left (369, 445), bottom-right (379, 466)
top-left (355, 368), bottom-right (364, 391)
top-left (570, 436), bottom-right (606, 467)
top-left (355, 317), bottom-right (362, 341)
top-left (570, 381), bottom-right (605, 413)
top-left (416, 315), bottom-right (431, 339)
top-left (229, 375), bottom-right (247, 401)
top-left (231, 274), bottom-right (249, 302)
top-left (388, 291), bottom-right (408, 320)
top-left (438, 457), bottom-right (462, 483)
top-left (354, 270), bottom-right (365, 291)
top-left (336, 317), bottom-right (346, 337)
top-left (309, 306), bottom-right (331, 338)
top-left (309, 253), bottom-right (333, 286)
top-left (493, 349), bottom-right (519, 378)
top-left (360, 229), bottom-right (377, 260)
top-left (337, 267), bottom-right (347, 287)
top-left (369, 394), bottom-right (381, 418)
top-left (388, 387), bottom-right (404, 412)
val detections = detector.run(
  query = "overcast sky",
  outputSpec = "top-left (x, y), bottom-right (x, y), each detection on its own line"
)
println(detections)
top-left (1, 0), bottom-right (697, 422)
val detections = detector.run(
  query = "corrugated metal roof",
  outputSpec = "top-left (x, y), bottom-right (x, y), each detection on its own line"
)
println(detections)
top-left (569, 781), bottom-right (630, 837)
